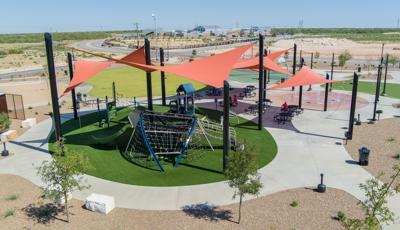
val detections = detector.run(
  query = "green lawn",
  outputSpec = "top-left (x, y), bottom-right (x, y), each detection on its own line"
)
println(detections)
top-left (330, 80), bottom-right (400, 99)
top-left (86, 66), bottom-right (206, 98)
top-left (51, 106), bottom-right (277, 187)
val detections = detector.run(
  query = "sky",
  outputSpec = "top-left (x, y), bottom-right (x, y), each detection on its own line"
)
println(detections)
top-left (1, 0), bottom-right (400, 34)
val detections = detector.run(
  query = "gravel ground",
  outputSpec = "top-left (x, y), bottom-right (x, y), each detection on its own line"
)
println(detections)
top-left (345, 117), bottom-right (400, 184)
top-left (0, 174), bottom-right (364, 230)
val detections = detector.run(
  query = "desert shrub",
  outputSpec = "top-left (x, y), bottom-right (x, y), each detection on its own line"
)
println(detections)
top-left (290, 200), bottom-right (299, 207)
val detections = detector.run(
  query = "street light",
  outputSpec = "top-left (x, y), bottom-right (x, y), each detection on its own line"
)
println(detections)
top-left (152, 13), bottom-right (158, 60)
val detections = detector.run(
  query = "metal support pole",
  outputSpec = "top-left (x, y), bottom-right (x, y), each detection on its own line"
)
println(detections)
top-left (223, 80), bottom-right (230, 172)
top-left (292, 44), bottom-right (297, 91)
top-left (44, 33), bottom-right (62, 142)
top-left (160, 48), bottom-right (166, 106)
top-left (372, 65), bottom-right (382, 121)
top-left (382, 54), bottom-right (389, 96)
top-left (263, 49), bottom-right (267, 100)
top-left (144, 39), bottom-right (153, 111)
top-left (323, 74), bottom-right (329, 111)
top-left (308, 52), bottom-right (314, 91)
top-left (298, 58), bottom-right (304, 109)
top-left (330, 53), bottom-right (334, 91)
top-left (347, 73), bottom-right (359, 140)
top-left (258, 34), bottom-right (264, 130)
top-left (67, 52), bottom-right (78, 120)
top-left (112, 81), bottom-right (116, 104)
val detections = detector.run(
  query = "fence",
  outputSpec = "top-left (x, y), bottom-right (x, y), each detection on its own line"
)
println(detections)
top-left (5, 94), bottom-right (25, 120)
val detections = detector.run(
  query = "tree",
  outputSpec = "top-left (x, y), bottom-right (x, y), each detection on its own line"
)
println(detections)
top-left (0, 113), bottom-right (10, 133)
top-left (346, 164), bottom-right (400, 229)
top-left (388, 55), bottom-right (399, 67)
top-left (338, 50), bottom-right (352, 70)
top-left (37, 139), bottom-right (90, 222)
top-left (192, 49), bottom-right (197, 57)
top-left (225, 144), bottom-right (262, 224)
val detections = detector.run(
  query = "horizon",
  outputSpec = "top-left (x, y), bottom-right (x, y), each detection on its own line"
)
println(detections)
top-left (1, 0), bottom-right (400, 34)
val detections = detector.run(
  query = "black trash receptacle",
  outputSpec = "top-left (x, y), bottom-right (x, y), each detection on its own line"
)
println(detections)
top-left (281, 78), bottom-right (285, 83)
top-left (359, 147), bottom-right (370, 166)
top-left (358, 67), bottom-right (361, 73)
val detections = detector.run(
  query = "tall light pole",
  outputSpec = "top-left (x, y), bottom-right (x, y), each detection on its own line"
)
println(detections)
top-left (152, 13), bottom-right (158, 60)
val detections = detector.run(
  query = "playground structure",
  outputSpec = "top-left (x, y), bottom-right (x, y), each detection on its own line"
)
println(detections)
top-left (169, 83), bottom-right (195, 115)
top-left (124, 110), bottom-right (237, 172)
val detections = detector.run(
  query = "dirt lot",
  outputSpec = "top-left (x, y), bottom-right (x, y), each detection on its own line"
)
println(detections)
top-left (0, 174), bottom-right (364, 230)
top-left (345, 117), bottom-right (400, 185)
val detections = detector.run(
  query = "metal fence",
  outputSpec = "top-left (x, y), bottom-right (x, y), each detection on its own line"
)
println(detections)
top-left (5, 94), bottom-right (25, 120)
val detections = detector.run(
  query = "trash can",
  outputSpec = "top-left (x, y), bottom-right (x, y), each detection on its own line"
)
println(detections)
top-left (359, 147), bottom-right (370, 166)
top-left (281, 78), bottom-right (285, 83)
top-left (358, 67), bottom-right (361, 73)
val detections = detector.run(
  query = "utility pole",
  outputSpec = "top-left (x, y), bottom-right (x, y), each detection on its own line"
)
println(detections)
top-left (135, 22), bottom-right (139, 48)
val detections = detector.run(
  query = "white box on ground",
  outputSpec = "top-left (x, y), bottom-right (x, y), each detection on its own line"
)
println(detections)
top-left (21, 118), bottom-right (37, 128)
top-left (0, 130), bottom-right (18, 142)
top-left (85, 193), bottom-right (115, 214)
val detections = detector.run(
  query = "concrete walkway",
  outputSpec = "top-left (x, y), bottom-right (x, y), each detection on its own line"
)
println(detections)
top-left (0, 91), bottom-right (399, 229)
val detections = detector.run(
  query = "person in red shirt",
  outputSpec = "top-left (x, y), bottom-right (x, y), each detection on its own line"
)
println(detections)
top-left (281, 101), bottom-right (288, 111)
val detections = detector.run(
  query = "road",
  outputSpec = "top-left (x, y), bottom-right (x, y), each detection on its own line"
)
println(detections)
top-left (0, 65), bottom-right (67, 81)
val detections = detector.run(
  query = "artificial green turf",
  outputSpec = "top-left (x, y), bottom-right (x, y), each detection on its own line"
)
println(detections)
top-left (51, 106), bottom-right (277, 187)
top-left (330, 80), bottom-right (400, 99)
top-left (86, 66), bottom-right (206, 98)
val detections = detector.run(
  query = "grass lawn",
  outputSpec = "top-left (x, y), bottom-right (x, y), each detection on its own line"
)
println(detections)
top-left (86, 66), bottom-right (207, 98)
top-left (50, 106), bottom-right (277, 186)
top-left (329, 80), bottom-right (400, 99)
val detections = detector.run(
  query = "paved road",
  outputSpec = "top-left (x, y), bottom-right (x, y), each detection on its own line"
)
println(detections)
top-left (0, 65), bottom-right (67, 80)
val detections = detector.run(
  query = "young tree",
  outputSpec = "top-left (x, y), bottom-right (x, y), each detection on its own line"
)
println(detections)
top-left (338, 50), bottom-right (352, 70)
top-left (37, 139), bottom-right (90, 222)
top-left (0, 113), bottom-right (10, 133)
top-left (346, 164), bottom-right (400, 229)
top-left (192, 49), bottom-right (197, 57)
top-left (225, 144), bottom-right (263, 224)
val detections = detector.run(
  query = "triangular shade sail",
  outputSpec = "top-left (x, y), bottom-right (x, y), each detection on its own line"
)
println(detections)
top-left (267, 49), bottom-right (290, 61)
top-left (72, 47), bottom-right (153, 72)
top-left (270, 66), bottom-right (338, 89)
top-left (63, 60), bottom-right (113, 95)
top-left (118, 46), bottom-right (154, 71)
top-left (131, 43), bottom-right (254, 88)
top-left (234, 55), bottom-right (291, 75)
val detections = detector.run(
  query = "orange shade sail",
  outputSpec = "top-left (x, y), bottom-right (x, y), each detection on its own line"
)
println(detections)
top-left (233, 55), bottom-right (291, 75)
top-left (63, 60), bottom-right (113, 95)
top-left (71, 47), bottom-right (153, 71)
top-left (267, 49), bottom-right (290, 61)
top-left (270, 66), bottom-right (338, 89)
top-left (132, 43), bottom-right (254, 88)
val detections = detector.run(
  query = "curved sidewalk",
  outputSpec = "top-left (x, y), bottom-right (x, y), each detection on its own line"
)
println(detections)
top-left (0, 92), bottom-right (399, 229)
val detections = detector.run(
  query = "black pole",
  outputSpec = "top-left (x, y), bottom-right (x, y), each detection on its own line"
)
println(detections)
top-left (144, 39), bottom-right (153, 111)
top-left (372, 65), bottom-right (382, 121)
top-left (323, 73), bottom-right (329, 111)
top-left (112, 81), bottom-right (116, 104)
top-left (299, 50), bottom-right (302, 70)
top-left (347, 72), bottom-right (359, 140)
top-left (97, 98), bottom-right (101, 127)
top-left (67, 52), bottom-right (78, 120)
top-left (223, 80), bottom-right (230, 172)
top-left (308, 52), bottom-right (314, 91)
top-left (267, 50), bottom-right (271, 83)
top-left (298, 58), bottom-right (304, 109)
top-left (44, 33), bottom-right (62, 142)
top-left (263, 48), bottom-right (267, 100)
top-left (380, 43), bottom-right (385, 64)
top-left (258, 34), bottom-right (264, 130)
top-left (382, 54), bottom-right (389, 96)
top-left (330, 53), bottom-right (334, 91)
top-left (292, 44), bottom-right (297, 91)
top-left (160, 48), bottom-right (166, 106)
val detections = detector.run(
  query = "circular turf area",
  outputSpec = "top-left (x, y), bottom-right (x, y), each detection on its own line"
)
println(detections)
top-left (50, 106), bottom-right (277, 186)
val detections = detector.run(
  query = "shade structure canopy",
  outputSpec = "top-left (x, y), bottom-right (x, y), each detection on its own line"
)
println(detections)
top-left (71, 46), bottom-right (154, 72)
top-left (270, 66), bottom-right (338, 89)
top-left (63, 60), bottom-right (113, 95)
top-left (233, 49), bottom-right (291, 75)
top-left (132, 43), bottom-right (254, 88)
top-left (266, 48), bottom-right (290, 61)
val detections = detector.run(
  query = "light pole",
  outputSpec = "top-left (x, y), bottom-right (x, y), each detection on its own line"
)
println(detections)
top-left (152, 13), bottom-right (158, 60)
